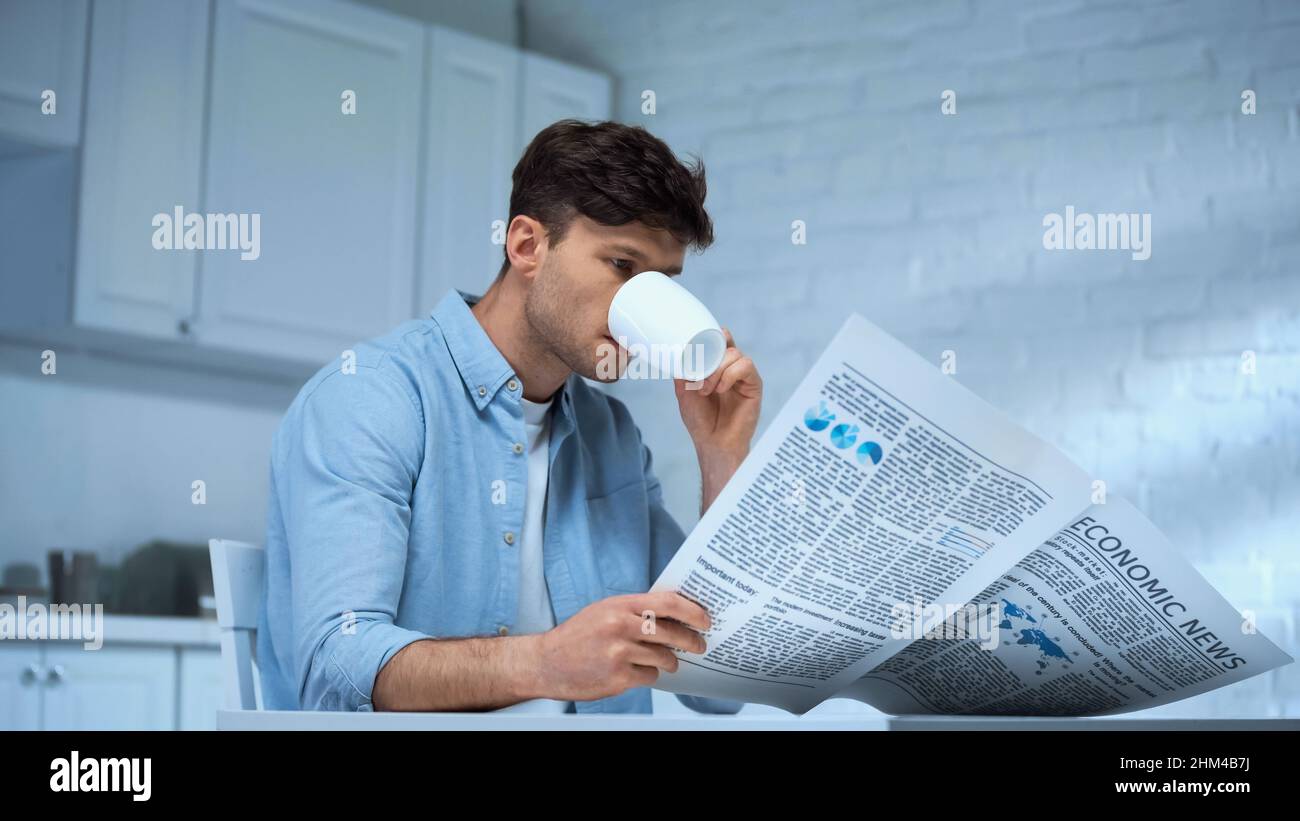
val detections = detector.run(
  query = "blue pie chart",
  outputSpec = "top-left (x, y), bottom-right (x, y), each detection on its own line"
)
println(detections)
top-left (856, 441), bottom-right (884, 465)
top-left (829, 423), bottom-right (858, 449)
top-left (804, 402), bottom-right (835, 432)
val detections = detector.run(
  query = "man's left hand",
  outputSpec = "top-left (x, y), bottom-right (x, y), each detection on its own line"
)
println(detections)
top-left (673, 329), bottom-right (762, 511)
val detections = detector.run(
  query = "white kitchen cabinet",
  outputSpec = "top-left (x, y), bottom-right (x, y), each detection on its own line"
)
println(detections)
top-left (0, 617), bottom-right (225, 731)
top-left (0, 0), bottom-right (612, 376)
top-left (178, 647), bottom-right (224, 730)
top-left (73, 0), bottom-right (210, 340)
top-left (416, 34), bottom-right (613, 310)
top-left (418, 26), bottom-right (519, 310)
top-left (198, 0), bottom-right (425, 364)
top-left (0, 0), bottom-right (88, 148)
top-left (518, 51), bottom-right (613, 155)
top-left (0, 643), bottom-right (43, 730)
top-left (42, 644), bottom-right (178, 730)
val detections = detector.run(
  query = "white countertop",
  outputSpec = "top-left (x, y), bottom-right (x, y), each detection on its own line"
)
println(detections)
top-left (31, 613), bottom-right (223, 647)
top-left (102, 614), bottom-right (221, 646)
top-left (218, 710), bottom-right (1300, 731)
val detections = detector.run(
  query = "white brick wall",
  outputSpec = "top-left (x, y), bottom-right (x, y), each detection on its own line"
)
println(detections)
top-left (525, 0), bottom-right (1300, 717)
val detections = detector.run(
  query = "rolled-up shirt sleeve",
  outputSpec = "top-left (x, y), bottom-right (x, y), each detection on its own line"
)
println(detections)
top-left (276, 366), bottom-right (432, 711)
top-left (640, 432), bottom-right (745, 716)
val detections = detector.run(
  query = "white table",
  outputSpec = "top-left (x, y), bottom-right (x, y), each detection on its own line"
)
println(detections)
top-left (217, 710), bottom-right (1298, 731)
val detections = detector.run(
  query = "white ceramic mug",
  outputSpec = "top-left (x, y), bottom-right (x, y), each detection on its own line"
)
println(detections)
top-left (607, 271), bottom-right (726, 382)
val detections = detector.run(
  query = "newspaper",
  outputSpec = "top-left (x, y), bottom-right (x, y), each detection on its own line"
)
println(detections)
top-left (650, 314), bottom-right (1293, 715)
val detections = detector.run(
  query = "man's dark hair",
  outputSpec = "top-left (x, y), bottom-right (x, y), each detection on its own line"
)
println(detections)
top-left (497, 119), bottom-right (713, 277)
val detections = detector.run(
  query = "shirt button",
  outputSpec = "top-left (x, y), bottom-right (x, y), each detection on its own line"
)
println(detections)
top-left (477, 385), bottom-right (487, 397)
top-left (512, 442), bottom-right (524, 454)
top-left (498, 625), bottom-right (510, 636)
top-left (503, 531), bottom-right (515, 545)
top-left (507, 379), bottom-right (519, 392)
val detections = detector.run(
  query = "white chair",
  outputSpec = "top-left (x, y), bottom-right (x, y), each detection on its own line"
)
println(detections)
top-left (208, 538), bottom-right (265, 711)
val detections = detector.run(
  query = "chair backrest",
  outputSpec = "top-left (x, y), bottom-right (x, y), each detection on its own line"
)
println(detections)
top-left (208, 538), bottom-right (265, 711)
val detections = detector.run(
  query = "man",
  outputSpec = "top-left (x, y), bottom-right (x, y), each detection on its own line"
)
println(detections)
top-left (258, 120), bottom-right (762, 714)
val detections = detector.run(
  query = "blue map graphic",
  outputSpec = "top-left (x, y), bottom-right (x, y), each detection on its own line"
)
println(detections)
top-left (999, 598), bottom-right (1073, 673)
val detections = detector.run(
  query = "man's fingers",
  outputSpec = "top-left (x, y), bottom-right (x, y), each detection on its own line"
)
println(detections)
top-left (628, 664), bottom-right (663, 687)
top-left (714, 355), bottom-right (758, 395)
top-left (630, 590), bottom-right (712, 633)
top-left (698, 347), bottom-right (741, 395)
top-left (684, 328), bottom-right (741, 393)
top-left (628, 612), bottom-right (708, 654)
top-left (627, 641), bottom-right (681, 673)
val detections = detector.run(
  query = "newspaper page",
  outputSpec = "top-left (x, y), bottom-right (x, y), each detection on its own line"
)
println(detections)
top-left (650, 314), bottom-right (1095, 714)
top-left (834, 499), bottom-right (1293, 716)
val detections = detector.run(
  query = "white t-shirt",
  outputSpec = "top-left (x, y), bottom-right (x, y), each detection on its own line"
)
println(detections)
top-left (494, 393), bottom-right (573, 714)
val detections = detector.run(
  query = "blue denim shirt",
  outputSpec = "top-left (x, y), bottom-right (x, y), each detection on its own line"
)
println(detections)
top-left (257, 289), bottom-right (742, 715)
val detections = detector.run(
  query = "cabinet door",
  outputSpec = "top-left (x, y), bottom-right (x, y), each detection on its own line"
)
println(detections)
top-left (0, 643), bottom-right (43, 730)
top-left (518, 53), bottom-right (612, 155)
top-left (418, 26), bottom-right (518, 311)
top-left (199, 0), bottom-right (423, 363)
top-left (0, 0), bottom-right (88, 147)
top-left (178, 647), bottom-right (223, 730)
top-left (74, 0), bottom-right (209, 339)
top-left (43, 645), bottom-right (177, 730)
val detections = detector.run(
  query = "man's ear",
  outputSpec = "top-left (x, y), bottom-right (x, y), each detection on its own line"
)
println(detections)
top-left (505, 215), bottom-right (546, 280)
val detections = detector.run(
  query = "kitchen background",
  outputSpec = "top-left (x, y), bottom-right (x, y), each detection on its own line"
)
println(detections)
top-left (1, 0), bottom-right (1297, 727)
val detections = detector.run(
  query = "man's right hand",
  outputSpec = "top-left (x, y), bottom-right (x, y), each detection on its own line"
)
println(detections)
top-left (522, 590), bottom-right (712, 702)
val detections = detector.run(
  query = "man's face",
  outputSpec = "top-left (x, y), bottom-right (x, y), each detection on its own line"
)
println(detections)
top-left (524, 214), bottom-right (687, 382)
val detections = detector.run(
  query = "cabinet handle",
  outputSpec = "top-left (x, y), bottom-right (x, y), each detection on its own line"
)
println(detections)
top-left (20, 663), bottom-right (42, 685)
top-left (47, 664), bottom-right (65, 685)
top-left (177, 318), bottom-right (192, 335)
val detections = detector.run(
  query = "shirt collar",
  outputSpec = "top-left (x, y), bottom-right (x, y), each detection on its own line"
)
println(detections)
top-left (430, 288), bottom-right (577, 420)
